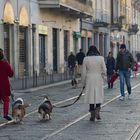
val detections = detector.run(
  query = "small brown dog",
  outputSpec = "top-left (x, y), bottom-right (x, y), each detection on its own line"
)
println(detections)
top-left (38, 96), bottom-right (53, 121)
top-left (12, 98), bottom-right (30, 123)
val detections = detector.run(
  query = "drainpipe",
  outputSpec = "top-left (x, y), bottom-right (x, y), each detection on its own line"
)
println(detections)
top-left (80, 18), bottom-right (82, 33)
top-left (80, 18), bottom-right (82, 50)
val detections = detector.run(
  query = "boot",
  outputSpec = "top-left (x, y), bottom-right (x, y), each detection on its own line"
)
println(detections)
top-left (108, 83), bottom-right (110, 88)
top-left (95, 107), bottom-right (101, 120)
top-left (90, 111), bottom-right (95, 121)
top-left (110, 83), bottom-right (113, 88)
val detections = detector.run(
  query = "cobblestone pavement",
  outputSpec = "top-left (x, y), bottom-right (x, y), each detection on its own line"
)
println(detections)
top-left (0, 75), bottom-right (140, 140)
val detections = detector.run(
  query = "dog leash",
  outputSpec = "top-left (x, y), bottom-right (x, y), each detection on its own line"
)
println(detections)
top-left (53, 87), bottom-right (85, 108)
top-left (10, 84), bottom-right (16, 111)
top-left (10, 85), bottom-right (15, 102)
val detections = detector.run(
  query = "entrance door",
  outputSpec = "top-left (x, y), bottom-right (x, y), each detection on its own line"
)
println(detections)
top-left (64, 30), bottom-right (69, 62)
top-left (19, 26), bottom-right (27, 77)
top-left (99, 33), bottom-right (103, 56)
top-left (3, 24), bottom-right (10, 62)
top-left (73, 37), bottom-right (78, 55)
top-left (39, 34), bottom-right (46, 73)
top-left (81, 37), bottom-right (86, 54)
top-left (52, 28), bottom-right (58, 72)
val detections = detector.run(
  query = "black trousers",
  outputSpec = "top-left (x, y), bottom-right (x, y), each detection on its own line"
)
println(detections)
top-left (89, 104), bottom-right (101, 112)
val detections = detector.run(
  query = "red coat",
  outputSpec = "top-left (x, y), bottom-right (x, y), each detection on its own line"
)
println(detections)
top-left (110, 73), bottom-right (119, 84)
top-left (0, 60), bottom-right (14, 97)
top-left (133, 62), bottom-right (138, 71)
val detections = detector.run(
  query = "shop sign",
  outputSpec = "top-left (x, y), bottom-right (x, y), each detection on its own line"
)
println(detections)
top-left (73, 31), bottom-right (81, 38)
top-left (38, 25), bottom-right (48, 35)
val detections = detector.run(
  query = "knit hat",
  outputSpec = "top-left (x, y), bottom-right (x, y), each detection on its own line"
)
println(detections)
top-left (120, 44), bottom-right (126, 49)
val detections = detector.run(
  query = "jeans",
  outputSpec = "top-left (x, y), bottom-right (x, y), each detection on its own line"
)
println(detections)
top-left (119, 70), bottom-right (131, 97)
top-left (69, 67), bottom-right (75, 79)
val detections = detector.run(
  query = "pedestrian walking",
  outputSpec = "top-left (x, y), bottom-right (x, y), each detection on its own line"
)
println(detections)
top-left (68, 52), bottom-right (76, 78)
top-left (81, 45), bottom-right (106, 121)
top-left (106, 52), bottom-right (115, 88)
top-left (115, 44), bottom-right (134, 101)
top-left (132, 60), bottom-right (138, 77)
top-left (0, 48), bottom-right (14, 121)
top-left (76, 49), bottom-right (85, 75)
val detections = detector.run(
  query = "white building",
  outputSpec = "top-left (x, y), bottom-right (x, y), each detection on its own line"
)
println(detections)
top-left (0, 0), bottom-right (93, 77)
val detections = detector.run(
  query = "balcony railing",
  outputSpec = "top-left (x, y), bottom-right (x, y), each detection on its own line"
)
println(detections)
top-left (110, 16), bottom-right (125, 31)
top-left (38, 0), bottom-right (93, 18)
top-left (128, 24), bottom-right (139, 35)
top-left (93, 10), bottom-right (110, 27)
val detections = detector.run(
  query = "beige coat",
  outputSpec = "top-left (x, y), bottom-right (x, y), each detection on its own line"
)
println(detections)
top-left (81, 56), bottom-right (106, 104)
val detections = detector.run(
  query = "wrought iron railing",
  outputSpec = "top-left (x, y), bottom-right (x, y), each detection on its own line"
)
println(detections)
top-left (110, 16), bottom-right (125, 31)
top-left (10, 67), bottom-right (80, 90)
top-left (128, 24), bottom-right (139, 35)
top-left (93, 10), bottom-right (110, 23)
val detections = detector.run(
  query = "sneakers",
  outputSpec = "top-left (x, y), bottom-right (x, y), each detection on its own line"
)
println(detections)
top-left (119, 96), bottom-right (125, 101)
top-left (4, 115), bottom-right (12, 121)
top-left (128, 94), bottom-right (131, 99)
top-left (119, 94), bottom-right (131, 100)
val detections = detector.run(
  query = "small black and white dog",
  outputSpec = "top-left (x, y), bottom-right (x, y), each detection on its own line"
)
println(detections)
top-left (38, 96), bottom-right (53, 120)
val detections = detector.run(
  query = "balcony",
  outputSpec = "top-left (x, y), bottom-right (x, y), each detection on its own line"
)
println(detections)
top-left (110, 16), bottom-right (125, 31)
top-left (38, 0), bottom-right (93, 18)
top-left (93, 10), bottom-right (110, 28)
top-left (128, 24), bottom-right (139, 35)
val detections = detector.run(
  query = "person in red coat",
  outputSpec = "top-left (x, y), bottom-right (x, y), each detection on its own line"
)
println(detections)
top-left (0, 48), bottom-right (14, 121)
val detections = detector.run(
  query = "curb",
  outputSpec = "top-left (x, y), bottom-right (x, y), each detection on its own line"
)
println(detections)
top-left (15, 78), bottom-right (81, 93)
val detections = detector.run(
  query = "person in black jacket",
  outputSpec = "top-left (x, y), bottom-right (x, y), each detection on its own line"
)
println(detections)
top-left (106, 52), bottom-right (115, 88)
top-left (76, 49), bottom-right (85, 75)
top-left (115, 44), bottom-right (134, 100)
top-left (68, 52), bottom-right (76, 78)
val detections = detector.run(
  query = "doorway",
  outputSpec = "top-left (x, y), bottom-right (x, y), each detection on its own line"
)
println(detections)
top-left (52, 28), bottom-right (58, 72)
top-left (3, 24), bottom-right (10, 63)
top-left (39, 34), bottom-right (46, 73)
top-left (19, 26), bottom-right (28, 77)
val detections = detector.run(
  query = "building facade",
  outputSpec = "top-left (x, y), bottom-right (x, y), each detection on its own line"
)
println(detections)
top-left (0, 0), bottom-right (93, 78)
top-left (92, 0), bottom-right (111, 57)
top-left (130, 0), bottom-right (140, 60)
top-left (110, 0), bottom-right (140, 59)
top-left (0, 0), bottom-right (140, 79)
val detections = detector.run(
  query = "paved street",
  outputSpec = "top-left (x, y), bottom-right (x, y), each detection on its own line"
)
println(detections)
top-left (0, 74), bottom-right (140, 140)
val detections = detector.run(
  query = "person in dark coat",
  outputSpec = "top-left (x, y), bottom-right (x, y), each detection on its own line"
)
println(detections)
top-left (115, 44), bottom-right (134, 100)
top-left (68, 52), bottom-right (76, 78)
top-left (106, 52), bottom-right (115, 88)
top-left (0, 48), bottom-right (14, 121)
top-left (76, 49), bottom-right (85, 75)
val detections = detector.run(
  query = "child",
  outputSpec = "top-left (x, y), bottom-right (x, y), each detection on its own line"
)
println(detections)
top-left (133, 61), bottom-right (138, 77)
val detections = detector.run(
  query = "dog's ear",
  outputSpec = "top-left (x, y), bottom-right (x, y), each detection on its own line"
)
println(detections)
top-left (17, 104), bottom-right (24, 109)
top-left (23, 103), bottom-right (31, 108)
top-left (44, 95), bottom-right (49, 99)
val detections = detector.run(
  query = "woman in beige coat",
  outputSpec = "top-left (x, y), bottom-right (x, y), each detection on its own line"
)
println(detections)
top-left (82, 46), bottom-right (106, 121)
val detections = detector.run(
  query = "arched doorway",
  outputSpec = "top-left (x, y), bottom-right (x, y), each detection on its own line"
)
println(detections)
top-left (3, 1), bottom-right (14, 63)
top-left (18, 6), bottom-right (29, 77)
